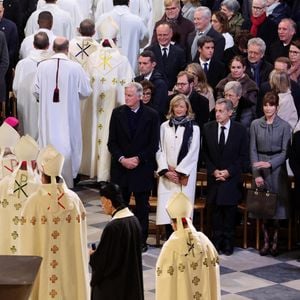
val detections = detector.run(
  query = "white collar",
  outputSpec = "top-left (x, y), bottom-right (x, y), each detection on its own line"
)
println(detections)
top-left (199, 57), bottom-right (211, 65)
top-left (218, 119), bottom-right (231, 131)
top-left (112, 207), bottom-right (134, 220)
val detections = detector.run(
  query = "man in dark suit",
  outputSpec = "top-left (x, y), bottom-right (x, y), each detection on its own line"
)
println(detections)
top-left (134, 50), bottom-right (169, 122)
top-left (107, 82), bottom-right (160, 252)
top-left (173, 70), bottom-right (209, 130)
top-left (186, 6), bottom-right (225, 62)
top-left (202, 98), bottom-right (248, 255)
top-left (193, 35), bottom-right (226, 89)
top-left (147, 22), bottom-right (186, 91)
top-left (268, 18), bottom-right (297, 63)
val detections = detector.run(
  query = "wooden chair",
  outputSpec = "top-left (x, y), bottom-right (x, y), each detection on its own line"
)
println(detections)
top-left (194, 169), bottom-right (207, 233)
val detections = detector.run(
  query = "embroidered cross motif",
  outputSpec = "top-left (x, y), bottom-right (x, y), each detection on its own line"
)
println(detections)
top-left (167, 266), bottom-right (174, 276)
top-left (193, 291), bottom-right (202, 300)
top-left (53, 217), bottom-right (60, 225)
top-left (49, 289), bottom-right (58, 298)
top-left (66, 214), bottom-right (72, 223)
top-left (1, 199), bottom-right (9, 208)
top-left (75, 42), bottom-right (91, 59)
top-left (203, 258), bottom-right (208, 267)
top-left (14, 203), bottom-right (22, 210)
top-left (99, 92), bottom-right (105, 100)
top-left (50, 260), bottom-right (58, 269)
top-left (41, 216), bottom-right (47, 224)
top-left (98, 108), bottom-right (104, 114)
top-left (178, 263), bottom-right (185, 272)
top-left (100, 77), bottom-right (106, 84)
top-left (112, 78), bottom-right (118, 85)
top-left (192, 276), bottom-right (200, 286)
top-left (14, 179), bottom-right (28, 198)
top-left (99, 52), bottom-right (112, 69)
top-left (98, 124), bottom-right (103, 130)
top-left (49, 274), bottom-right (58, 283)
top-left (13, 216), bottom-right (19, 225)
top-left (156, 267), bottom-right (162, 276)
top-left (76, 214), bottom-right (81, 223)
top-left (119, 79), bottom-right (126, 85)
top-left (211, 257), bottom-right (219, 266)
top-left (81, 212), bottom-right (86, 221)
top-left (98, 139), bottom-right (102, 145)
top-left (11, 231), bottom-right (19, 240)
top-left (190, 262), bottom-right (198, 270)
top-left (19, 216), bottom-right (26, 225)
top-left (51, 231), bottom-right (60, 239)
top-left (30, 216), bottom-right (37, 225)
top-left (185, 231), bottom-right (195, 257)
top-left (51, 245), bottom-right (59, 254)
top-left (10, 245), bottom-right (17, 254)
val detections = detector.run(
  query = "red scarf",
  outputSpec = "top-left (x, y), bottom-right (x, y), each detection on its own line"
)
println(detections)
top-left (250, 13), bottom-right (266, 37)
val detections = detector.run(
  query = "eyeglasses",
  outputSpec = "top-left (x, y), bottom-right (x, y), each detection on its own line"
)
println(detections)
top-left (252, 6), bottom-right (265, 11)
top-left (165, 6), bottom-right (178, 11)
top-left (176, 82), bottom-right (189, 86)
top-left (289, 50), bottom-right (300, 55)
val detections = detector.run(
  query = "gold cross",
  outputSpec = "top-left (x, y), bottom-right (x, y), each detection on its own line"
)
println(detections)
top-left (99, 92), bottom-right (105, 100)
top-left (1, 199), bottom-right (9, 208)
top-left (49, 274), bottom-right (58, 283)
top-left (112, 78), bottom-right (118, 85)
top-left (51, 245), bottom-right (59, 254)
top-left (53, 217), bottom-right (60, 225)
top-left (156, 267), bottom-right (162, 276)
top-left (190, 262), bottom-right (198, 270)
top-left (19, 216), bottom-right (26, 225)
top-left (193, 291), bottom-right (202, 300)
top-left (98, 124), bottom-right (103, 130)
top-left (100, 77), bottom-right (106, 84)
top-left (30, 216), bottom-right (37, 225)
top-left (10, 245), bottom-right (17, 254)
top-left (178, 263), bottom-right (185, 272)
top-left (192, 276), bottom-right (200, 286)
top-left (49, 289), bottom-right (57, 298)
top-left (203, 258), bottom-right (208, 267)
top-left (81, 212), bottom-right (86, 221)
top-left (12, 216), bottom-right (19, 225)
top-left (50, 260), bottom-right (58, 269)
top-left (66, 214), bottom-right (72, 223)
top-left (11, 231), bottom-right (18, 240)
top-left (167, 266), bottom-right (174, 276)
top-left (119, 79), bottom-right (126, 85)
top-left (76, 215), bottom-right (81, 223)
top-left (41, 216), bottom-right (47, 224)
top-left (98, 52), bottom-right (112, 69)
top-left (51, 231), bottom-right (60, 239)
top-left (14, 203), bottom-right (22, 210)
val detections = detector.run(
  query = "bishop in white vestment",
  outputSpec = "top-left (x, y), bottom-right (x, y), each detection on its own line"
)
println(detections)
top-left (0, 135), bottom-right (40, 255)
top-left (156, 192), bottom-right (221, 300)
top-left (18, 145), bottom-right (90, 300)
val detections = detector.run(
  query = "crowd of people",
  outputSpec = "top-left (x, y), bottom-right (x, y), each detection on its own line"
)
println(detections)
top-left (0, 0), bottom-right (300, 299)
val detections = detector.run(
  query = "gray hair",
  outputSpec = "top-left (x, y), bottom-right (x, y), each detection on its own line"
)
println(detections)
top-left (221, 0), bottom-right (240, 13)
top-left (224, 81), bottom-right (242, 97)
top-left (194, 6), bottom-right (211, 19)
top-left (124, 82), bottom-right (143, 98)
top-left (216, 98), bottom-right (233, 111)
top-left (280, 18), bottom-right (297, 32)
top-left (248, 37), bottom-right (266, 55)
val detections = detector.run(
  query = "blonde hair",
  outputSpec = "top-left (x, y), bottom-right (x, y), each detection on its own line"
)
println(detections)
top-left (269, 70), bottom-right (290, 93)
top-left (166, 94), bottom-right (194, 120)
top-left (186, 63), bottom-right (211, 94)
top-left (164, 0), bottom-right (180, 7)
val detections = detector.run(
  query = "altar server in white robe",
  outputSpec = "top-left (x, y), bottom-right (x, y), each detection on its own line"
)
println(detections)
top-left (86, 18), bottom-right (133, 180)
top-left (37, 0), bottom-right (83, 29)
top-left (0, 135), bottom-right (40, 255)
top-left (25, 0), bottom-right (74, 40)
top-left (156, 191), bottom-right (221, 300)
top-left (95, 0), bottom-right (152, 31)
top-left (0, 122), bottom-right (20, 180)
top-left (156, 94), bottom-right (200, 227)
top-left (33, 37), bottom-right (92, 188)
top-left (14, 32), bottom-right (51, 139)
top-left (18, 145), bottom-right (90, 300)
top-left (95, 0), bottom-right (148, 71)
top-left (69, 19), bottom-right (99, 177)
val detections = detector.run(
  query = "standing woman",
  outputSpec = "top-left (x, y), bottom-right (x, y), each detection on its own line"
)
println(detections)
top-left (250, 91), bottom-right (291, 256)
top-left (211, 11), bottom-right (234, 50)
top-left (156, 94), bottom-right (200, 236)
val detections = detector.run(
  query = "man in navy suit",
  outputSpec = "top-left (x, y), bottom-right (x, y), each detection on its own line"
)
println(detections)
top-left (108, 82), bottom-right (160, 252)
top-left (186, 6), bottom-right (225, 62)
top-left (146, 22), bottom-right (186, 92)
top-left (202, 98), bottom-right (248, 255)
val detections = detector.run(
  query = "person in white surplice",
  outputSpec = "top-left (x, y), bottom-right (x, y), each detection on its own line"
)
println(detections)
top-left (25, 0), bottom-right (74, 39)
top-left (33, 36), bottom-right (92, 188)
top-left (18, 145), bottom-right (90, 300)
top-left (156, 94), bottom-right (200, 237)
top-left (13, 32), bottom-right (51, 139)
top-left (95, 0), bottom-right (149, 71)
top-left (0, 135), bottom-right (40, 255)
top-left (155, 191), bottom-right (221, 300)
top-left (86, 17), bottom-right (134, 180)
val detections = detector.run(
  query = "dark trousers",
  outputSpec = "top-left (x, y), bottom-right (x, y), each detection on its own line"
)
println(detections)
top-left (211, 204), bottom-right (237, 249)
top-left (122, 189), bottom-right (150, 245)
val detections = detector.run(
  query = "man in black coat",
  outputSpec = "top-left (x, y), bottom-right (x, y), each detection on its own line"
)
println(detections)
top-left (0, 31), bottom-right (9, 119)
top-left (147, 22), bottom-right (186, 91)
top-left (202, 98), bottom-right (248, 255)
top-left (134, 50), bottom-right (169, 122)
top-left (107, 82), bottom-right (160, 252)
top-left (186, 6), bottom-right (225, 62)
top-left (193, 35), bottom-right (226, 89)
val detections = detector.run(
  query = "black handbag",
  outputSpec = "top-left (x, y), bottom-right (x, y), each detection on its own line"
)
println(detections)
top-left (246, 188), bottom-right (277, 218)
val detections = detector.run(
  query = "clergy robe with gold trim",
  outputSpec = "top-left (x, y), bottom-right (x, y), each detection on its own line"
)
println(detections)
top-left (18, 183), bottom-right (90, 300)
top-left (0, 169), bottom-right (39, 255)
top-left (156, 221), bottom-right (221, 300)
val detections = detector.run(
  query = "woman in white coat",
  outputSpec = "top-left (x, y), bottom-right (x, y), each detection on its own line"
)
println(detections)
top-left (156, 94), bottom-right (200, 236)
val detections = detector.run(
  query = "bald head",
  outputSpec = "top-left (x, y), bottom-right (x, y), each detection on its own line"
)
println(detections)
top-left (53, 37), bottom-right (69, 54)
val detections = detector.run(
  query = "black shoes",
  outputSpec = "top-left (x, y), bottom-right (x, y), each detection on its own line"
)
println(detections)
top-left (141, 243), bottom-right (148, 253)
